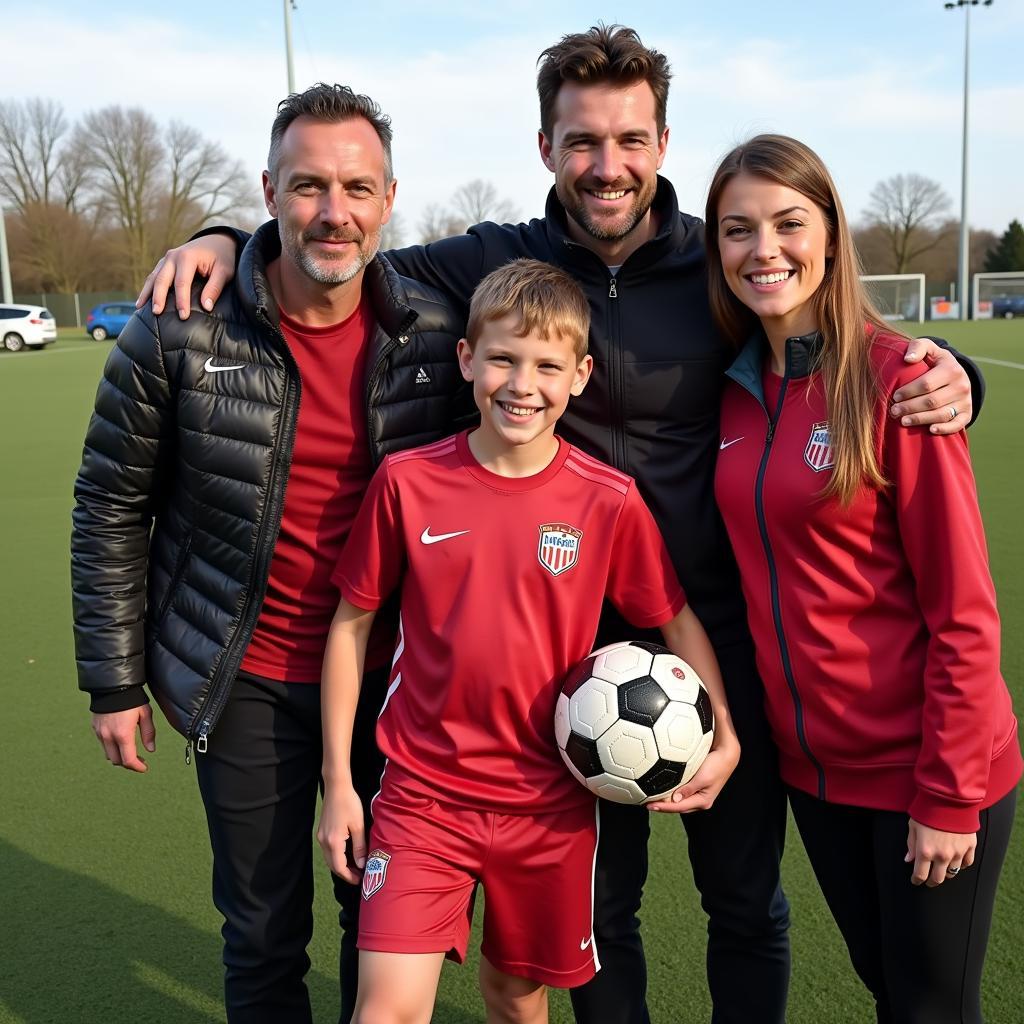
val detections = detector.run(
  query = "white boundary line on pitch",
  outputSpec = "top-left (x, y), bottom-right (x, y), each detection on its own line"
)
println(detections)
top-left (0, 345), bottom-right (102, 362)
top-left (971, 356), bottom-right (1024, 371)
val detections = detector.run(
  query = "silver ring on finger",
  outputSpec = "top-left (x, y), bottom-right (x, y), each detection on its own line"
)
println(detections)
top-left (948, 405), bottom-right (958, 420)
top-left (946, 865), bottom-right (961, 877)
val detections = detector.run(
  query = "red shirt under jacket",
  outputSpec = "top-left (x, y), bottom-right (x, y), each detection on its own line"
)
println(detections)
top-left (333, 431), bottom-right (687, 813)
top-left (241, 300), bottom-right (390, 682)
top-left (715, 330), bottom-right (1021, 833)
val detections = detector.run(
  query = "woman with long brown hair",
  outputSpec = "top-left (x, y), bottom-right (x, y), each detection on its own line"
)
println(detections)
top-left (708, 133), bottom-right (1020, 1022)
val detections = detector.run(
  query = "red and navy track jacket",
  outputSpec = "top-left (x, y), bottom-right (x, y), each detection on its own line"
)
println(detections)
top-left (715, 329), bottom-right (1020, 833)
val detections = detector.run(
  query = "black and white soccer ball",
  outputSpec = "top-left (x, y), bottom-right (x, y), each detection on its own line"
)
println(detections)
top-left (555, 641), bottom-right (715, 805)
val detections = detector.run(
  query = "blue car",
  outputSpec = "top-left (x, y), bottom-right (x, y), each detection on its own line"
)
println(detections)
top-left (86, 301), bottom-right (135, 340)
top-left (991, 295), bottom-right (1024, 320)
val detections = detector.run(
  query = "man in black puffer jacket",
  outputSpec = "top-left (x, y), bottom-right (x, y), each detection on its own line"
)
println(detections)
top-left (72, 85), bottom-right (470, 1024)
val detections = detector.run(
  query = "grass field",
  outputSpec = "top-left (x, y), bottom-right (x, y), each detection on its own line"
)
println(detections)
top-left (1, 322), bottom-right (1021, 1023)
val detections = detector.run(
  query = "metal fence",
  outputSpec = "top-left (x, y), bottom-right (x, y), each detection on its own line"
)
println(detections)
top-left (11, 292), bottom-right (135, 328)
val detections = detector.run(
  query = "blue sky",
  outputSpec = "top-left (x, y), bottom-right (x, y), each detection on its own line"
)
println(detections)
top-left (3, 1), bottom-right (1022, 247)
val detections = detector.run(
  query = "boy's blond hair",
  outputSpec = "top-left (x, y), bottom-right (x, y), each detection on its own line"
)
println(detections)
top-left (466, 259), bottom-right (590, 360)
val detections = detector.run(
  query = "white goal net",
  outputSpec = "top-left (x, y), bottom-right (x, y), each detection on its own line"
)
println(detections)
top-left (972, 272), bottom-right (1024, 320)
top-left (860, 274), bottom-right (926, 323)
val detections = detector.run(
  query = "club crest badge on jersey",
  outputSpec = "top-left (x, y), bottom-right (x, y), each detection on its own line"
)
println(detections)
top-left (804, 421), bottom-right (835, 472)
top-left (537, 523), bottom-right (583, 577)
top-left (362, 850), bottom-right (391, 900)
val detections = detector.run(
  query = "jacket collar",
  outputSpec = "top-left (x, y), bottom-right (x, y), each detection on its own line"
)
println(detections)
top-left (542, 175), bottom-right (702, 276)
top-left (236, 220), bottom-right (418, 339)
top-left (725, 329), bottom-right (824, 403)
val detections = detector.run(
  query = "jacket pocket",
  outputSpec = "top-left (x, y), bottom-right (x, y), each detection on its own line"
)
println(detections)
top-left (154, 531), bottom-right (194, 625)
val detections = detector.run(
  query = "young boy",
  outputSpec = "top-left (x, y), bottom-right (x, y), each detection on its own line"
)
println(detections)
top-left (318, 260), bottom-right (739, 1024)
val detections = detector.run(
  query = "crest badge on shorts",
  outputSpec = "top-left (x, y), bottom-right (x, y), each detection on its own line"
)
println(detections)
top-left (803, 421), bottom-right (835, 472)
top-left (537, 523), bottom-right (583, 577)
top-left (362, 850), bottom-right (391, 900)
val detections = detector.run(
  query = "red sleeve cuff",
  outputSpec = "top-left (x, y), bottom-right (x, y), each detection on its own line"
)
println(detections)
top-left (625, 589), bottom-right (688, 630)
top-left (908, 791), bottom-right (981, 834)
top-left (336, 576), bottom-right (384, 613)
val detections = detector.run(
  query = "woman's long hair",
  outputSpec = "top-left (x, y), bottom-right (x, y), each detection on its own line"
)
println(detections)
top-left (705, 134), bottom-right (901, 504)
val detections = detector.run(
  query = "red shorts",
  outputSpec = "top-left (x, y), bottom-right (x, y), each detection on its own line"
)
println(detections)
top-left (358, 773), bottom-right (601, 988)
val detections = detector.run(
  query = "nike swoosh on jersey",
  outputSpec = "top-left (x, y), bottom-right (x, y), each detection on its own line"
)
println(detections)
top-left (580, 936), bottom-right (593, 951)
top-left (719, 437), bottom-right (745, 450)
top-left (420, 528), bottom-right (470, 545)
top-left (204, 357), bottom-right (246, 373)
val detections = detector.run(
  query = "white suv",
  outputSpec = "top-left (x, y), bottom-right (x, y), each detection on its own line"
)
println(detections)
top-left (0, 304), bottom-right (58, 352)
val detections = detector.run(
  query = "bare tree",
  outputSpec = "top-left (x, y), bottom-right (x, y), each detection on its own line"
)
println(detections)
top-left (450, 179), bottom-right (518, 227)
top-left (162, 122), bottom-right (252, 250)
top-left (0, 98), bottom-right (86, 212)
top-left (415, 180), bottom-right (518, 244)
top-left (74, 107), bottom-right (164, 286)
top-left (8, 201), bottom-right (100, 292)
top-left (0, 98), bottom-right (255, 292)
top-left (418, 203), bottom-right (465, 244)
top-left (379, 210), bottom-right (405, 251)
top-left (863, 174), bottom-right (953, 273)
top-left (76, 106), bottom-right (255, 287)
top-left (0, 99), bottom-right (100, 290)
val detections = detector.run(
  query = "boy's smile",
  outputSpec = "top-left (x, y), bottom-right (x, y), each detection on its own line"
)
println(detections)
top-left (457, 315), bottom-right (592, 475)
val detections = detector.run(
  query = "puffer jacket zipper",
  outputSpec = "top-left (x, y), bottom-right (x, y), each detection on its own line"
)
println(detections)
top-left (184, 311), bottom-right (301, 761)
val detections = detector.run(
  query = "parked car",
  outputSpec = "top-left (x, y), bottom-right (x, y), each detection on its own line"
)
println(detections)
top-left (0, 304), bottom-right (58, 352)
top-left (991, 294), bottom-right (1024, 320)
top-left (85, 301), bottom-right (135, 340)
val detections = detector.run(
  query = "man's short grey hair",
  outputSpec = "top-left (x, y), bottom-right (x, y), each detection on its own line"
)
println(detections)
top-left (267, 83), bottom-right (394, 184)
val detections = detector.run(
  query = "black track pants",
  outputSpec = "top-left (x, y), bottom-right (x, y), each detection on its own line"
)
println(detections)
top-left (788, 786), bottom-right (1016, 1024)
top-left (194, 669), bottom-right (386, 1024)
top-left (569, 637), bottom-right (792, 1024)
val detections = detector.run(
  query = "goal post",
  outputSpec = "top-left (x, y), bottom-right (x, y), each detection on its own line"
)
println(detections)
top-left (972, 271), bottom-right (1024, 320)
top-left (860, 274), bottom-right (926, 324)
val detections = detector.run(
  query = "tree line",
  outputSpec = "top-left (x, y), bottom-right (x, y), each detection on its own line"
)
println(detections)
top-left (2, 97), bottom-right (1019, 294)
top-left (0, 98), bottom-right (258, 293)
top-left (854, 172), bottom-right (1023, 288)
top-left (0, 97), bottom-right (522, 294)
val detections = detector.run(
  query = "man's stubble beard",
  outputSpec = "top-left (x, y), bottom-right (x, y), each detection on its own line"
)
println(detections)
top-left (282, 226), bottom-right (383, 287)
top-left (557, 175), bottom-right (658, 244)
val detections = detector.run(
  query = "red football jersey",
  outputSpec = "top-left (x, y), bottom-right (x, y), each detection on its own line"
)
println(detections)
top-left (333, 430), bottom-right (686, 812)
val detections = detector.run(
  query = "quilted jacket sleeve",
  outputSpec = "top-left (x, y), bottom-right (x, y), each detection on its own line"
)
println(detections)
top-left (70, 307), bottom-right (174, 712)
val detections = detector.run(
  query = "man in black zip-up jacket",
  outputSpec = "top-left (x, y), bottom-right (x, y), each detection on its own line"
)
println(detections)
top-left (138, 29), bottom-right (982, 1024)
top-left (72, 87), bottom-right (470, 1024)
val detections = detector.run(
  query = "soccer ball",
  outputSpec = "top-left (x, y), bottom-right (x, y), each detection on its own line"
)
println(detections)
top-left (554, 641), bottom-right (715, 805)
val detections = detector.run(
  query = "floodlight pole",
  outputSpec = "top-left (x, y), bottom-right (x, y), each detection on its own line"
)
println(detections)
top-left (944, 0), bottom-right (993, 319)
top-left (283, 0), bottom-right (297, 94)
top-left (0, 204), bottom-right (12, 304)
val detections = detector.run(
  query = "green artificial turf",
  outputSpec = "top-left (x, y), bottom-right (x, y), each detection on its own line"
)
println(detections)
top-left (0, 321), bottom-right (1021, 1023)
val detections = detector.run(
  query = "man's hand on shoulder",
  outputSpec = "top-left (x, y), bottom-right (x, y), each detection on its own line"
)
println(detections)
top-left (137, 233), bottom-right (240, 320)
top-left (91, 705), bottom-right (156, 773)
top-left (889, 339), bottom-right (972, 436)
